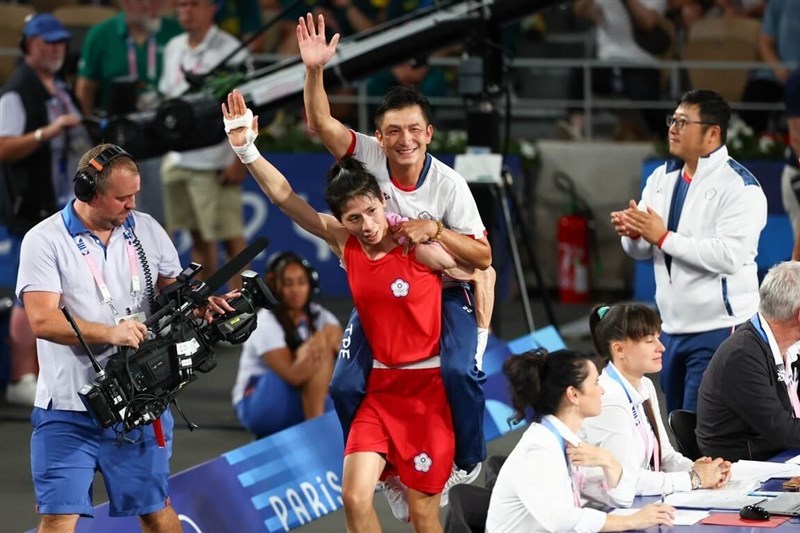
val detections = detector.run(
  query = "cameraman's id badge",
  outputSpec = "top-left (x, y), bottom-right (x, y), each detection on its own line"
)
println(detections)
top-left (116, 312), bottom-right (146, 325)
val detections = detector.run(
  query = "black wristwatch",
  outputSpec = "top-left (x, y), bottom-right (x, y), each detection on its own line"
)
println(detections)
top-left (689, 468), bottom-right (702, 490)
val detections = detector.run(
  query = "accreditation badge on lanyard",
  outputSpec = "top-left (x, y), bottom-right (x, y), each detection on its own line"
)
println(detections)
top-left (72, 230), bottom-right (144, 324)
top-left (541, 418), bottom-right (583, 507)
top-left (127, 35), bottom-right (159, 111)
top-left (606, 364), bottom-right (660, 471)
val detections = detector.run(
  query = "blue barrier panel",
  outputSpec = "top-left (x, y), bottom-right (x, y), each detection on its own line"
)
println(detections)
top-left (76, 328), bottom-right (564, 532)
top-left (633, 159), bottom-right (791, 302)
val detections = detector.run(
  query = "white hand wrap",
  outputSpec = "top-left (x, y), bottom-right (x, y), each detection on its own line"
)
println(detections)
top-left (224, 108), bottom-right (260, 164)
top-left (475, 327), bottom-right (489, 372)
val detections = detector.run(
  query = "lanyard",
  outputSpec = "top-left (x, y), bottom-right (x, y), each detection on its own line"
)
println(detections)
top-left (752, 315), bottom-right (800, 417)
top-left (46, 87), bottom-right (73, 180)
top-left (541, 418), bottom-right (582, 507)
top-left (605, 364), bottom-right (660, 471)
top-left (62, 212), bottom-right (142, 316)
top-left (127, 35), bottom-right (157, 85)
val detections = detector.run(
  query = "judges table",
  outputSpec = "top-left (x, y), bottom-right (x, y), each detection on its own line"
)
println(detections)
top-left (632, 449), bottom-right (800, 531)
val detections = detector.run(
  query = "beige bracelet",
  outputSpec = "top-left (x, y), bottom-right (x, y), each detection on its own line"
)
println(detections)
top-left (432, 220), bottom-right (444, 241)
top-left (34, 128), bottom-right (44, 143)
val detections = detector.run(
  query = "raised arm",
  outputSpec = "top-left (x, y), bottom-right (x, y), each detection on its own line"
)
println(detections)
top-left (222, 90), bottom-right (349, 256)
top-left (297, 13), bottom-right (352, 158)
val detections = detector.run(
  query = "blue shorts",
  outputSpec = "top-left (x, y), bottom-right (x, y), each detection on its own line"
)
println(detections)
top-left (30, 406), bottom-right (174, 517)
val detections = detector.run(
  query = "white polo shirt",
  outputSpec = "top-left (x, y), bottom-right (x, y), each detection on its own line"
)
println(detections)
top-left (595, 0), bottom-right (667, 64)
top-left (231, 303), bottom-right (340, 405)
top-left (350, 131), bottom-right (486, 239)
top-left (158, 25), bottom-right (250, 171)
top-left (16, 202), bottom-right (182, 411)
top-left (486, 415), bottom-right (637, 533)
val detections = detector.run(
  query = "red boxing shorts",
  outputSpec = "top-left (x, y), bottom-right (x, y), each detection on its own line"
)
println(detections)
top-left (345, 366), bottom-right (455, 494)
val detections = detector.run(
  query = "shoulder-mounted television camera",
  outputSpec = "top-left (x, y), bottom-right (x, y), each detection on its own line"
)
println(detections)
top-left (65, 237), bottom-right (277, 433)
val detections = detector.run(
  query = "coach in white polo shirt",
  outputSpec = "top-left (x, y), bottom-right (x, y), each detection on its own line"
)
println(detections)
top-left (158, 0), bottom-right (252, 288)
top-left (16, 143), bottom-right (232, 532)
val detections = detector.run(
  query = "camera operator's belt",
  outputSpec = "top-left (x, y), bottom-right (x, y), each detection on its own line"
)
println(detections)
top-left (372, 355), bottom-right (441, 370)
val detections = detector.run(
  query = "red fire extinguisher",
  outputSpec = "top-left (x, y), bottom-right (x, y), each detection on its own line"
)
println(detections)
top-left (557, 214), bottom-right (590, 303)
top-left (555, 172), bottom-right (594, 304)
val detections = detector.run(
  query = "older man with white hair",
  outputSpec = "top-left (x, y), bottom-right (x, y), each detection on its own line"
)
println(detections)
top-left (697, 261), bottom-right (800, 461)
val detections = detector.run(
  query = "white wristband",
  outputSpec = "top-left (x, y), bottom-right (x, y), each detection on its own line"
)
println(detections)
top-left (224, 108), bottom-right (260, 164)
top-left (475, 327), bottom-right (489, 372)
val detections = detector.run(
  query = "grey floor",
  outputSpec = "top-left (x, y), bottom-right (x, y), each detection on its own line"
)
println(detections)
top-left (1, 296), bottom-right (658, 533)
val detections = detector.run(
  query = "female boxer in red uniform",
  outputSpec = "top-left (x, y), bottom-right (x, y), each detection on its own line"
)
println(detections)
top-left (223, 90), bottom-right (470, 532)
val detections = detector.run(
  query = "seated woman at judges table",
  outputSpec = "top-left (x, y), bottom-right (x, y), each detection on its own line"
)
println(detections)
top-left (697, 261), bottom-right (800, 461)
top-left (231, 253), bottom-right (342, 438)
top-left (486, 349), bottom-right (675, 533)
top-left (582, 303), bottom-right (731, 497)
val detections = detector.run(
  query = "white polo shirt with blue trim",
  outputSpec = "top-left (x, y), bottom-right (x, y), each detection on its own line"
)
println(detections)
top-left (16, 202), bottom-right (181, 411)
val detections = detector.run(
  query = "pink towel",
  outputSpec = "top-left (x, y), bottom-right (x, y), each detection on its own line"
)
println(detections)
top-left (386, 211), bottom-right (408, 244)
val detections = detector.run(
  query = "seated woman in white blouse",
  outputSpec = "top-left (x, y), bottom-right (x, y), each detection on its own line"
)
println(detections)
top-left (486, 349), bottom-right (675, 533)
top-left (582, 303), bottom-right (731, 496)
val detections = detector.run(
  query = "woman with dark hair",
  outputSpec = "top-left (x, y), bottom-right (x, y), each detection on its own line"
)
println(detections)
top-left (583, 302), bottom-right (730, 497)
top-left (223, 89), bottom-right (477, 531)
top-left (486, 349), bottom-right (675, 533)
top-left (231, 253), bottom-right (342, 438)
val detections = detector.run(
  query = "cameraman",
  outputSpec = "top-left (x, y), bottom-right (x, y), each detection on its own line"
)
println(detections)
top-left (16, 143), bottom-right (233, 533)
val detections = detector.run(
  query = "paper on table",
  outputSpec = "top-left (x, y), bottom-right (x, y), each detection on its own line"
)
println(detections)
top-left (731, 460), bottom-right (800, 482)
top-left (664, 491), bottom-right (763, 510)
top-left (717, 478), bottom-right (761, 493)
top-left (610, 508), bottom-right (710, 525)
top-left (786, 453), bottom-right (800, 465)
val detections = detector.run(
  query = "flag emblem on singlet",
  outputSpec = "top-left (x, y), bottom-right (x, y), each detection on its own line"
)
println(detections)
top-left (390, 278), bottom-right (409, 297)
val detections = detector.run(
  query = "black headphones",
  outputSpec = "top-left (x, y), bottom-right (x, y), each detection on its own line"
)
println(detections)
top-left (73, 145), bottom-right (132, 202)
top-left (267, 251), bottom-right (320, 294)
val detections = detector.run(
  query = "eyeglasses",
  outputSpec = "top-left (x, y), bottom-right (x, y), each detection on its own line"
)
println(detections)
top-left (666, 115), bottom-right (716, 131)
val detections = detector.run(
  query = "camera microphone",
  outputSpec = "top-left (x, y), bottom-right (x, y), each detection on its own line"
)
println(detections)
top-left (204, 235), bottom-right (269, 293)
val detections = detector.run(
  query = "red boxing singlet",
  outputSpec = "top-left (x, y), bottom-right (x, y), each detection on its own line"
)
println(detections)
top-left (344, 236), bottom-right (442, 366)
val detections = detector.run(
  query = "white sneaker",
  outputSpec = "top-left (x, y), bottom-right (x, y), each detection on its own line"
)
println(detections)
top-left (5, 373), bottom-right (36, 406)
top-left (440, 462), bottom-right (482, 507)
top-left (378, 475), bottom-right (409, 522)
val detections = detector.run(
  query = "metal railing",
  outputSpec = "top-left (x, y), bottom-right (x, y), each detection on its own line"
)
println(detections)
top-left (1, 45), bottom-right (792, 140)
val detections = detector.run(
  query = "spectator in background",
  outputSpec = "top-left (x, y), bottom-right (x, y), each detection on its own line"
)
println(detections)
top-left (568, 0), bottom-right (671, 141)
top-left (75, 0), bottom-right (182, 225)
top-left (232, 253), bottom-right (342, 438)
top-left (367, 0), bottom-right (450, 102)
top-left (611, 90), bottom-right (767, 413)
top-left (741, 0), bottom-right (800, 133)
top-left (697, 261), bottom-right (800, 461)
top-left (159, 0), bottom-right (250, 287)
top-left (215, 0), bottom-right (264, 50)
top-left (0, 14), bottom-right (92, 405)
top-left (276, 0), bottom-right (381, 56)
top-left (714, 0), bottom-right (766, 18)
top-left (276, 0), bottom-right (382, 124)
top-left (783, 68), bottom-right (800, 262)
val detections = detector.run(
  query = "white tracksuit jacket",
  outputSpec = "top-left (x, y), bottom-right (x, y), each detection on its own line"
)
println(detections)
top-left (622, 145), bottom-right (767, 334)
